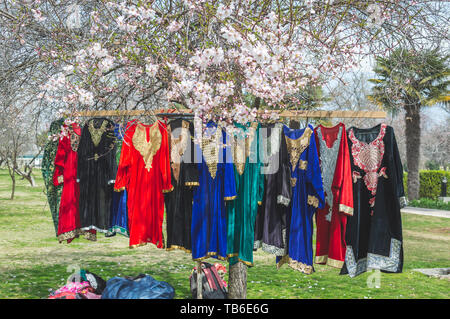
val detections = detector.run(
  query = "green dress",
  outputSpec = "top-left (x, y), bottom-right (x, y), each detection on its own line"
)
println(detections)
top-left (226, 122), bottom-right (265, 266)
top-left (41, 118), bottom-right (65, 236)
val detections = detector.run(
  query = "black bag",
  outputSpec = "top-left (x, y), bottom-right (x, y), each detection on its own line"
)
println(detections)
top-left (190, 262), bottom-right (227, 299)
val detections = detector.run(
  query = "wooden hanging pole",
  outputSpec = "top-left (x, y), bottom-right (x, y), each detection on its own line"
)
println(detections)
top-left (69, 109), bottom-right (387, 118)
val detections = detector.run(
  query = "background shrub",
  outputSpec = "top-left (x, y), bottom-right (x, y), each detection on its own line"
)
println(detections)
top-left (403, 170), bottom-right (450, 200)
top-left (408, 198), bottom-right (450, 211)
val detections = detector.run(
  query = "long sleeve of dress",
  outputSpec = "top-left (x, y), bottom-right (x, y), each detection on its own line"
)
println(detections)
top-left (107, 127), bottom-right (118, 184)
top-left (306, 130), bottom-right (325, 211)
top-left (335, 127), bottom-right (354, 216)
top-left (276, 131), bottom-right (292, 207)
top-left (114, 124), bottom-right (132, 192)
top-left (256, 125), bottom-right (265, 206)
top-left (160, 123), bottom-right (174, 193)
top-left (391, 128), bottom-right (406, 207)
top-left (76, 123), bottom-right (89, 184)
top-left (185, 125), bottom-right (199, 187)
top-left (53, 133), bottom-right (67, 187)
top-left (257, 166), bottom-right (265, 206)
top-left (224, 130), bottom-right (237, 201)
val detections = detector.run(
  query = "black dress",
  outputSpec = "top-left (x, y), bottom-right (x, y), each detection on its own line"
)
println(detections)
top-left (77, 117), bottom-right (117, 234)
top-left (164, 118), bottom-right (199, 253)
top-left (340, 123), bottom-right (406, 277)
top-left (253, 122), bottom-right (292, 256)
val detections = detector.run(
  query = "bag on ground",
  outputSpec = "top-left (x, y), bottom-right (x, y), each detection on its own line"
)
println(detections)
top-left (190, 262), bottom-right (227, 299)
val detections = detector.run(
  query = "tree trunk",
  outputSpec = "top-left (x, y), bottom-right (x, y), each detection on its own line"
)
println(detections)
top-left (6, 159), bottom-right (17, 200)
top-left (405, 105), bottom-right (421, 201)
top-left (228, 261), bottom-right (247, 299)
top-left (227, 97), bottom-right (262, 299)
top-left (10, 173), bottom-right (16, 200)
top-left (15, 165), bottom-right (36, 187)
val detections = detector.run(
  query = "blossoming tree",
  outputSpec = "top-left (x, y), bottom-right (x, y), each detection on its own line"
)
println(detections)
top-left (1, 0), bottom-right (449, 298)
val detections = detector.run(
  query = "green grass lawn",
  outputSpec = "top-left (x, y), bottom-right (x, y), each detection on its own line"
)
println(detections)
top-left (0, 169), bottom-right (448, 299)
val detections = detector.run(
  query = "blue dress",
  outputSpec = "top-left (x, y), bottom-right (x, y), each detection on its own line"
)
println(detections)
top-left (108, 123), bottom-right (129, 237)
top-left (276, 124), bottom-right (325, 274)
top-left (191, 122), bottom-right (237, 261)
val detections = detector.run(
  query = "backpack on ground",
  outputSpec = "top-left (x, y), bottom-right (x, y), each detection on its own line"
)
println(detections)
top-left (190, 262), bottom-right (227, 299)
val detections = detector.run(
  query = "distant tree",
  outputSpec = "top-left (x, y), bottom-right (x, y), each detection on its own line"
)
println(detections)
top-left (369, 48), bottom-right (449, 200)
top-left (421, 116), bottom-right (450, 171)
top-left (0, 105), bottom-right (35, 199)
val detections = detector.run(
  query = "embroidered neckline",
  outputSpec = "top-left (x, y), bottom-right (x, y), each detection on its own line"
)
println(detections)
top-left (349, 123), bottom-right (386, 147)
top-left (349, 124), bottom-right (388, 213)
top-left (88, 119), bottom-right (108, 147)
top-left (200, 125), bottom-right (222, 179)
top-left (317, 123), bottom-right (344, 148)
top-left (169, 120), bottom-right (190, 183)
top-left (317, 125), bottom-right (343, 222)
top-left (132, 122), bottom-right (162, 172)
top-left (231, 122), bottom-right (258, 175)
top-left (284, 126), bottom-right (313, 172)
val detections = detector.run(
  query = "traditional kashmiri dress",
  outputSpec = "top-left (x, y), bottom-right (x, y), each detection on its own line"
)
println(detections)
top-left (314, 123), bottom-right (354, 269)
top-left (108, 123), bottom-right (129, 237)
top-left (78, 118), bottom-right (117, 234)
top-left (341, 123), bottom-right (406, 277)
top-left (53, 122), bottom-right (83, 243)
top-left (276, 124), bottom-right (325, 274)
top-left (114, 120), bottom-right (173, 249)
top-left (191, 122), bottom-right (237, 261)
top-left (42, 118), bottom-right (65, 236)
top-left (164, 118), bottom-right (199, 253)
top-left (253, 123), bottom-right (292, 257)
top-left (226, 122), bottom-right (264, 267)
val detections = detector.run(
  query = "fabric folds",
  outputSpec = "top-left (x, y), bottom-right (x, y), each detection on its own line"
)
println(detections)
top-left (341, 123), bottom-right (405, 277)
top-left (78, 117), bottom-right (117, 234)
top-left (114, 120), bottom-right (173, 249)
top-left (164, 118), bottom-right (199, 253)
top-left (314, 123), bottom-right (354, 269)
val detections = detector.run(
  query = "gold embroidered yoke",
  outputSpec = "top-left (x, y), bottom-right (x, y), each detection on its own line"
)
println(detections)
top-left (168, 120), bottom-right (190, 183)
top-left (199, 125), bottom-right (223, 179)
top-left (231, 122), bottom-right (258, 176)
top-left (132, 122), bottom-right (162, 172)
top-left (285, 127), bottom-right (312, 172)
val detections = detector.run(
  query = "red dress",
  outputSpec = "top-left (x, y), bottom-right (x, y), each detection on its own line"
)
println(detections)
top-left (314, 123), bottom-right (353, 268)
top-left (53, 123), bottom-right (82, 243)
top-left (114, 120), bottom-right (173, 248)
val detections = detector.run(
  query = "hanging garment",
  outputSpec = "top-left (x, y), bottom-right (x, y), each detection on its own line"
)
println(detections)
top-left (42, 118), bottom-right (65, 236)
top-left (340, 123), bottom-right (406, 277)
top-left (191, 122), bottom-right (237, 261)
top-left (108, 123), bottom-right (129, 237)
top-left (164, 118), bottom-right (199, 253)
top-left (114, 120), bottom-right (173, 248)
top-left (276, 124), bottom-right (325, 274)
top-left (314, 123), bottom-right (354, 269)
top-left (53, 122), bottom-right (86, 243)
top-left (77, 117), bottom-right (117, 234)
top-left (254, 123), bottom-right (292, 257)
top-left (226, 122), bottom-right (264, 267)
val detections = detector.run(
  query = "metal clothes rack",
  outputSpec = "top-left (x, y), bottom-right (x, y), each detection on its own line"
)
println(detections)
top-left (67, 108), bottom-right (386, 299)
